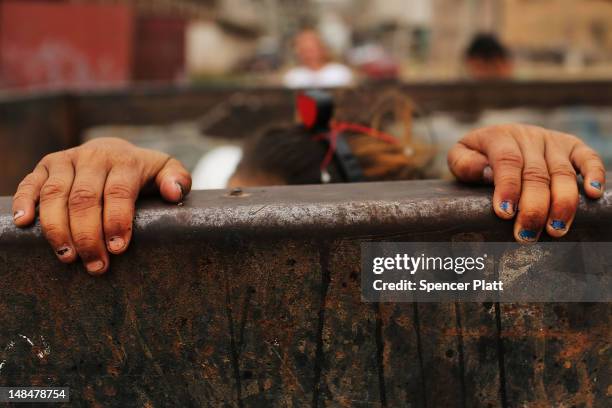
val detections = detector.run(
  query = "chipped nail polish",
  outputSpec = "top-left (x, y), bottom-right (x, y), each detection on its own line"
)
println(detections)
top-left (519, 229), bottom-right (537, 241)
top-left (85, 260), bottom-right (105, 274)
top-left (108, 237), bottom-right (125, 252)
top-left (56, 246), bottom-right (72, 258)
top-left (500, 201), bottom-right (513, 214)
top-left (550, 220), bottom-right (566, 231)
top-left (13, 210), bottom-right (25, 220)
top-left (590, 181), bottom-right (602, 190)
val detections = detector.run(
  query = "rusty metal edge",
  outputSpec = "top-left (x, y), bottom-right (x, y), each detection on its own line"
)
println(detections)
top-left (1, 178), bottom-right (611, 243)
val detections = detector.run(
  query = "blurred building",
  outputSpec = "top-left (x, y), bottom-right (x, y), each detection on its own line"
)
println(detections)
top-left (2, 0), bottom-right (612, 90)
top-left (348, 0), bottom-right (612, 79)
top-left (0, 1), bottom-right (134, 89)
top-left (502, 0), bottom-right (612, 73)
top-left (0, 0), bottom-right (216, 89)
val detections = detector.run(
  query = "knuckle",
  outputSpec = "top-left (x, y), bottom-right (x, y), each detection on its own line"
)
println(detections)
top-left (522, 165), bottom-right (551, 186)
top-left (582, 149), bottom-right (602, 162)
top-left (520, 209), bottom-right (548, 223)
top-left (548, 164), bottom-right (576, 179)
top-left (105, 209), bottom-right (132, 233)
top-left (587, 156), bottom-right (605, 166)
top-left (576, 146), bottom-right (604, 167)
top-left (475, 124), bottom-right (505, 136)
top-left (105, 183), bottom-right (136, 201)
top-left (495, 151), bottom-right (524, 169)
top-left (43, 150), bottom-right (69, 163)
top-left (41, 222), bottom-right (66, 243)
top-left (515, 123), bottom-right (540, 136)
top-left (585, 159), bottom-right (605, 174)
top-left (40, 179), bottom-right (70, 202)
top-left (72, 231), bottom-right (99, 251)
top-left (559, 132), bottom-right (581, 145)
top-left (74, 146), bottom-right (103, 165)
top-left (17, 173), bottom-right (38, 191)
top-left (13, 191), bottom-right (32, 202)
top-left (118, 154), bottom-right (139, 169)
top-left (448, 155), bottom-right (471, 177)
top-left (77, 146), bottom-right (97, 157)
top-left (41, 152), bottom-right (57, 164)
top-left (69, 186), bottom-right (101, 213)
top-left (495, 174), bottom-right (521, 193)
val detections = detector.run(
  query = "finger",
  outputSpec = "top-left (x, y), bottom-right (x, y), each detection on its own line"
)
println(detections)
top-left (546, 137), bottom-right (579, 238)
top-left (155, 158), bottom-right (192, 202)
top-left (39, 154), bottom-right (78, 263)
top-left (570, 143), bottom-right (606, 199)
top-left (103, 167), bottom-right (140, 255)
top-left (513, 134), bottom-right (550, 243)
top-left (12, 165), bottom-right (48, 227)
top-left (462, 129), bottom-right (523, 219)
top-left (68, 157), bottom-right (109, 275)
top-left (447, 142), bottom-right (491, 183)
top-left (544, 139), bottom-right (579, 238)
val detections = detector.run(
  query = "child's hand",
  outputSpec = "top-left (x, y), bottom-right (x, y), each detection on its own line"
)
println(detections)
top-left (448, 124), bottom-right (605, 242)
top-left (12, 137), bottom-right (192, 275)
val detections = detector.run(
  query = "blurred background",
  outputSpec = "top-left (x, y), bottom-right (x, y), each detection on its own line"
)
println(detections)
top-left (3, 0), bottom-right (612, 89)
top-left (2, 0), bottom-right (612, 192)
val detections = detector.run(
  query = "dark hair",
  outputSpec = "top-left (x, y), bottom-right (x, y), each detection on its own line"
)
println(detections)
top-left (235, 124), bottom-right (424, 185)
top-left (465, 33), bottom-right (509, 61)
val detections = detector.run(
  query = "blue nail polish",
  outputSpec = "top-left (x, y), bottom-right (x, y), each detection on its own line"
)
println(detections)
top-left (550, 220), bottom-right (566, 230)
top-left (500, 201), bottom-right (513, 214)
top-left (519, 230), bottom-right (537, 241)
top-left (590, 181), bottom-right (602, 190)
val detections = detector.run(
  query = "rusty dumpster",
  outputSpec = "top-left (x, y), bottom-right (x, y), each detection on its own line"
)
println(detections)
top-left (0, 178), bottom-right (610, 407)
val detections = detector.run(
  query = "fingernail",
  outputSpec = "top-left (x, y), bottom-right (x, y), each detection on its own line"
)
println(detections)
top-left (518, 229), bottom-right (538, 242)
top-left (590, 181), bottom-right (602, 190)
top-left (500, 201), bottom-right (514, 215)
top-left (550, 220), bottom-right (566, 231)
top-left (482, 166), bottom-right (493, 184)
top-left (108, 237), bottom-right (125, 252)
top-left (56, 246), bottom-right (73, 258)
top-left (85, 260), bottom-right (105, 274)
top-left (13, 210), bottom-right (25, 221)
top-left (175, 182), bottom-right (184, 200)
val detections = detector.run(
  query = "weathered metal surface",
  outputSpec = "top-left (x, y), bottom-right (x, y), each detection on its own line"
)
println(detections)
top-left (70, 81), bottom-right (612, 132)
top-left (0, 179), bottom-right (611, 407)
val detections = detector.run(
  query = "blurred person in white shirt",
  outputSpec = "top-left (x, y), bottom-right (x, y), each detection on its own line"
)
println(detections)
top-left (283, 29), bottom-right (353, 89)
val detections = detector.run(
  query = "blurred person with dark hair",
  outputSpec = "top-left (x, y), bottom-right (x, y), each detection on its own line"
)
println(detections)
top-left (464, 33), bottom-right (513, 80)
top-left (283, 29), bottom-right (353, 89)
top-left (229, 125), bottom-right (421, 188)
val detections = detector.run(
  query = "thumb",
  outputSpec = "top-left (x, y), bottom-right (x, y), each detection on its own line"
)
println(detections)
top-left (155, 158), bottom-right (192, 202)
top-left (447, 142), bottom-right (491, 184)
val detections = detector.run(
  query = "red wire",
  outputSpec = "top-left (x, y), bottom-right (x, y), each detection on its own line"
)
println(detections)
top-left (331, 121), bottom-right (400, 145)
top-left (311, 121), bottom-right (399, 173)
